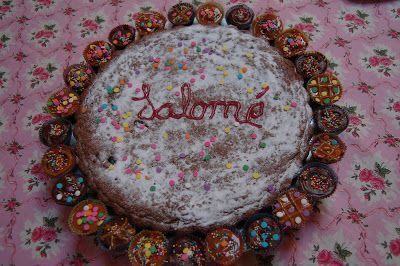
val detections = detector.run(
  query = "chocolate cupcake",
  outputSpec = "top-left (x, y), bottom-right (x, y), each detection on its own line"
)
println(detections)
top-left (244, 214), bottom-right (282, 253)
top-left (39, 118), bottom-right (72, 147)
top-left (52, 173), bottom-right (87, 205)
top-left (307, 73), bottom-right (343, 105)
top-left (41, 145), bottom-right (76, 178)
top-left (275, 28), bottom-right (309, 58)
top-left (169, 235), bottom-right (206, 266)
top-left (98, 216), bottom-right (136, 251)
top-left (252, 13), bottom-right (283, 41)
top-left (83, 41), bottom-right (114, 67)
top-left (314, 105), bottom-right (349, 134)
top-left (196, 2), bottom-right (224, 26)
top-left (205, 227), bottom-right (244, 265)
top-left (68, 199), bottom-right (108, 235)
top-left (225, 4), bottom-right (254, 30)
top-left (46, 88), bottom-right (80, 118)
top-left (63, 63), bottom-right (94, 94)
top-left (272, 188), bottom-right (313, 229)
top-left (310, 133), bottom-right (346, 164)
top-left (298, 163), bottom-right (338, 199)
top-left (128, 230), bottom-right (168, 266)
top-left (168, 3), bottom-right (196, 26)
top-left (295, 51), bottom-right (328, 79)
top-left (108, 24), bottom-right (136, 49)
top-left (134, 11), bottom-right (166, 37)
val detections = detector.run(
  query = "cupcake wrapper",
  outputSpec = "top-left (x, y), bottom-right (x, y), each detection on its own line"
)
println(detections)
top-left (83, 41), bottom-right (115, 68)
top-left (39, 118), bottom-right (73, 147)
top-left (108, 24), bottom-right (136, 49)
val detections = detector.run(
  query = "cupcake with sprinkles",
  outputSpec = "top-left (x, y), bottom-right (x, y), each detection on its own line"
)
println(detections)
top-left (52, 173), bottom-right (87, 205)
top-left (63, 63), bottom-right (94, 94)
top-left (314, 105), bottom-right (349, 134)
top-left (46, 88), bottom-right (80, 117)
top-left (252, 13), bottom-right (283, 41)
top-left (169, 235), bottom-right (206, 266)
top-left (244, 214), bottom-right (282, 254)
top-left (307, 73), bottom-right (343, 105)
top-left (295, 51), bottom-right (328, 79)
top-left (83, 40), bottom-right (114, 68)
top-left (168, 2), bottom-right (196, 26)
top-left (298, 163), bottom-right (338, 199)
top-left (225, 4), bottom-right (254, 30)
top-left (108, 25), bottom-right (136, 49)
top-left (39, 118), bottom-right (72, 147)
top-left (134, 11), bottom-right (166, 37)
top-left (205, 227), bottom-right (244, 265)
top-left (41, 145), bottom-right (76, 177)
top-left (97, 216), bottom-right (136, 251)
top-left (68, 199), bottom-right (108, 235)
top-left (196, 2), bottom-right (224, 25)
top-left (310, 133), bottom-right (346, 164)
top-left (275, 28), bottom-right (309, 58)
top-left (128, 230), bottom-right (168, 266)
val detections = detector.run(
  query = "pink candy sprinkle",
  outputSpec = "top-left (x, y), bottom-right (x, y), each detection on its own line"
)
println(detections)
top-left (151, 143), bottom-right (157, 149)
top-left (128, 83), bottom-right (133, 88)
top-left (200, 74), bottom-right (206, 80)
top-left (210, 136), bottom-right (216, 142)
top-left (193, 170), bottom-right (199, 177)
top-left (204, 141), bottom-right (211, 147)
top-left (100, 117), bottom-right (106, 123)
top-left (164, 66), bottom-right (171, 71)
top-left (155, 154), bottom-right (161, 161)
top-left (135, 87), bottom-right (141, 93)
top-left (291, 101), bottom-right (298, 108)
top-left (139, 124), bottom-right (145, 129)
top-left (125, 168), bottom-right (132, 174)
top-left (250, 133), bottom-right (257, 139)
top-left (178, 172), bottom-right (184, 178)
top-left (191, 41), bottom-right (196, 47)
top-left (111, 120), bottom-right (117, 126)
top-left (154, 57), bottom-right (160, 63)
top-left (111, 136), bottom-right (117, 142)
top-left (199, 150), bottom-right (205, 157)
top-left (169, 180), bottom-right (175, 187)
top-left (115, 124), bottom-right (121, 130)
top-left (181, 254), bottom-right (189, 261)
top-left (122, 155), bottom-right (128, 161)
top-left (198, 68), bottom-right (204, 73)
top-left (175, 91), bottom-right (180, 96)
top-left (83, 224), bottom-right (90, 231)
top-left (190, 78), bottom-right (196, 83)
top-left (93, 206), bottom-right (98, 212)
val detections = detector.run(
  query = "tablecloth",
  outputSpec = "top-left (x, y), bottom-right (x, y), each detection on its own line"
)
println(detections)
top-left (0, 0), bottom-right (399, 265)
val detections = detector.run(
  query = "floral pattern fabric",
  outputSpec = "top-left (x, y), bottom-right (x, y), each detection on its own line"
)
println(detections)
top-left (0, 0), bottom-right (399, 265)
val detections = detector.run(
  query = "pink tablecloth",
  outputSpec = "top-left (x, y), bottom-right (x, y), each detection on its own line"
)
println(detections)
top-left (0, 0), bottom-right (399, 265)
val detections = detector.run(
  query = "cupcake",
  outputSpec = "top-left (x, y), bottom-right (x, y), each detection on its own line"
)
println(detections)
top-left (298, 163), bottom-right (338, 199)
top-left (128, 230), bottom-right (168, 266)
top-left (134, 11), bottom-right (166, 37)
top-left (272, 188), bottom-right (313, 229)
top-left (314, 105), bottom-right (349, 134)
top-left (252, 13), bottom-right (283, 41)
top-left (205, 227), bottom-right (244, 265)
top-left (295, 51), bottom-right (328, 79)
top-left (83, 41), bottom-right (114, 67)
top-left (68, 199), bottom-right (108, 235)
top-left (63, 63), bottom-right (94, 94)
top-left (39, 118), bottom-right (72, 147)
top-left (41, 145), bottom-right (76, 177)
top-left (52, 173), bottom-right (87, 205)
top-left (97, 216), bottom-right (136, 251)
top-left (244, 214), bottom-right (282, 253)
top-left (46, 88), bottom-right (80, 117)
top-left (196, 2), bottom-right (224, 26)
top-left (108, 24), bottom-right (136, 49)
top-left (275, 28), bottom-right (309, 58)
top-left (310, 133), bottom-right (346, 164)
top-left (307, 73), bottom-right (343, 105)
top-left (168, 3), bottom-right (196, 26)
top-left (169, 235), bottom-right (206, 266)
top-left (225, 4), bottom-right (254, 30)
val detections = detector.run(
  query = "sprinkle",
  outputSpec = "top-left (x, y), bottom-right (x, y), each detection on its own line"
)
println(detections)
top-left (135, 173), bottom-right (141, 180)
top-left (241, 66), bottom-right (248, 73)
top-left (247, 87), bottom-right (254, 94)
top-left (196, 47), bottom-right (201, 53)
top-left (111, 136), bottom-right (117, 142)
top-left (101, 103), bottom-right (108, 109)
top-left (182, 65), bottom-right (188, 71)
top-left (204, 141), bottom-right (211, 147)
top-left (125, 168), bottom-right (132, 174)
top-left (204, 183), bottom-right (211, 191)
top-left (200, 74), bottom-right (206, 80)
top-left (151, 143), bottom-right (156, 149)
top-left (222, 45), bottom-right (229, 53)
top-left (198, 150), bottom-right (205, 157)
top-left (216, 65), bottom-right (224, 71)
top-left (223, 70), bottom-right (229, 77)
top-left (185, 133), bottom-right (190, 140)
top-left (210, 136), bottom-right (216, 142)
top-left (191, 41), bottom-right (196, 47)
top-left (190, 78), bottom-right (196, 83)
top-left (100, 117), bottom-right (106, 123)
top-left (113, 87), bottom-right (120, 93)
top-left (262, 82), bottom-right (269, 89)
top-left (218, 79), bottom-right (225, 85)
top-left (259, 142), bottom-right (267, 148)
top-left (283, 105), bottom-right (290, 111)
top-left (135, 159), bottom-right (142, 165)
top-left (245, 52), bottom-right (253, 59)
top-left (169, 180), bottom-right (175, 187)
top-left (178, 172), bottom-right (184, 179)
top-left (179, 153), bottom-right (186, 159)
top-left (237, 73), bottom-right (243, 80)
top-left (243, 165), bottom-right (249, 171)
top-left (252, 171), bottom-right (261, 179)
top-left (163, 132), bottom-right (169, 139)
top-left (150, 185), bottom-right (156, 192)
top-left (116, 136), bottom-right (123, 143)
top-left (226, 163), bottom-right (233, 169)
top-left (185, 182), bottom-right (191, 188)
top-left (155, 154), bottom-right (161, 161)
top-left (183, 47), bottom-right (189, 54)
top-left (291, 101), bottom-right (298, 108)
top-left (175, 91), bottom-right (180, 97)
top-left (250, 133), bottom-right (257, 139)
top-left (193, 170), bottom-right (199, 177)
top-left (203, 154), bottom-right (211, 161)
top-left (224, 127), bottom-right (231, 134)
top-left (168, 47), bottom-right (173, 52)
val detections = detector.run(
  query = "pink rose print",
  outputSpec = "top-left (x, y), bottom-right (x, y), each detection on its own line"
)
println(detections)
top-left (32, 67), bottom-right (49, 80)
top-left (0, 5), bottom-right (10, 12)
top-left (344, 14), bottom-right (356, 21)
top-left (82, 19), bottom-right (98, 31)
top-left (42, 228), bottom-right (57, 242)
top-left (330, 258), bottom-right (345, 266)
top-left (37, 0), bottom-right (52, 6)
top-left (368, 56), bottom-right (380, 67)
top-left (356, 82), bottom-right (375, 95)
top-left (348, 115), bottom-right (362, 126)
top-left (28, 63), bottom-right (57, 88)
top-left (310, 242), bottom-right (352, 264)
top-left (32, 0), bottom-right (55, 11)
top-left (380, 57), bottom-right (392, 66)
top-left (370, 177), bottom-right (385, 190)
top-left (389, 239), bottom-right (400, 256)
top-left (363, 48), bottom-right (397, 77)
top-left (31, 226), bottom-right (45, 242)
top-left (290, 16), bottom-right (319, 40)
top-left (393, 101), bottom-right (400, 112)
top-left (78, 15), bottom-right (105, 37)
top-left (317, 249), bottom-right (333, 264)
top-left (340, 10), bottom-right (369, 33)
top-left (343, 106), bottom-right (365, 138)
top-left (0, 1), bottom-right (13, 19)
top-left (382, 135), bottom-right (399, 148)
top-left (359, 168), bottom-right (373, 182)
top-left (31, 24), bottom-right (57, 47)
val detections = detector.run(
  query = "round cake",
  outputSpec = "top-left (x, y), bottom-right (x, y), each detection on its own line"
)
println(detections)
top-left (75, 24), bottom-right (313, 232)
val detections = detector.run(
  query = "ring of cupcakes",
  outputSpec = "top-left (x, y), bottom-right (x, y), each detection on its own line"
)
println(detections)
top-left (52, 173), bottom-right (87, 205)
top-left (41, 145), bottom-right (76, 177)
top-left (97, 216), bottom-right (136, 251)
top-left (108, 24), bottom-right (136, 49)
top-left (297, 163), bottom-right (338, 199)
top-left (225, 4), bottom-right (254, 30)
top-left (168, 2), bottom-right (196, 26)
top-left (310, 133), bottom-right (346, 164)
top-left (39, 118), bottom-right (72, 147)
top-left (196, 2), bottom-right (224, 25)
top-left (38, 3), bottom-right (349, 264)
top-left (205, 227), bottom-right (244, 265)
top-left (134, 11), bottom-right (166, 37)
top-left (169, 235), bottom-right (206, 266)
top-left (68, 199), bottom-right (108, 235)
top-left (314, 104), bottom-right (349, 134)
top-left (128, 230), bottom-right (168, 266)
top-left (63, 63), bottom-right (94, 94)
top-left (252, 13), bottom-right (283, 41)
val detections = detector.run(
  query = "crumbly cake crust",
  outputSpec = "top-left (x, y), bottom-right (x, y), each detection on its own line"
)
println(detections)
top-left (75, 25), bottom-right (313, 232)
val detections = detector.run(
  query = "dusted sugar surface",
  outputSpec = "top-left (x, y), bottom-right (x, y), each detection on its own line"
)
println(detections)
top-left (75, 25), bottom-right (313, 232)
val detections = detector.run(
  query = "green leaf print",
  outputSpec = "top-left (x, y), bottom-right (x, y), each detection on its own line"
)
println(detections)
top-left (374, 162), bottom-right (391, 178)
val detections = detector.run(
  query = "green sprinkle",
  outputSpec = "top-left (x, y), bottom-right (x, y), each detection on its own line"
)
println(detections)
top-left (243, 165), bottom-right (249, 171)
top-left (98, 212), bottom-right (104, 218)
top-left (311, 87), bottom-right (318, 93)
top-left (196, 47), bottom-right (201, 53)
top-left (88, 220), bottom-right (94, 225)
top-left (259, 143), bottom-right (266, 148)
top-left (150, 246), bottom-right (157, 253)
top-left (150, 185), bottom-right (156, 192)
top-left (332, 87), bottom-right (340, 94)
top-left (82, 217), bottom-right (87, 223)
top-left (203, 154), bottom-right (211, 161)
top-left (95, 118), bottom-right (100, 124)
top-left (273, 95), bottom-right (279, 100)
top-left (324, 98), bottom-right (331, 104)
top-left (320, 77), bottom-right (328, 83)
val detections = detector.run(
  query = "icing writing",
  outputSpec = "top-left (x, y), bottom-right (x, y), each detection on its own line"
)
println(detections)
top-left (131, 83), bottom-right (266, 128)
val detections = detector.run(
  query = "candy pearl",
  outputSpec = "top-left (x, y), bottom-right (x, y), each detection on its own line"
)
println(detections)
top-left (75, 190), bottom-right (81, 196)
top-left (301, 198), bottom-right (308, 205)
top-left (276, 211), bottom-right (284, 217)
top-left (295, 217), bottom-right (302, 224)
top-left (56, 194), bottom-right (63, 200)
top-left (93, 206), bottom-right (99, 212)
top-left (83, 205), bottom-right (89, 211)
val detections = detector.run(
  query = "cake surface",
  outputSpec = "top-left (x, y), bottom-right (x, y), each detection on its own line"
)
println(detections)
top-left (75, 24), bottom-right (313, 232)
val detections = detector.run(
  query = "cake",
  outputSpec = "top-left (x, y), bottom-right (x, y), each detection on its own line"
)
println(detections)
top-left (74, 24), bottom-right (313, 232)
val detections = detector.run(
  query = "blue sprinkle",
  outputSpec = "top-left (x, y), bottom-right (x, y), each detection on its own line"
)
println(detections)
top-left (261, 221), bottom-right (268, 228)
top-left (178, 63), bottom-right (183, 69)
top-left (77, 177), bottom-right (84, 184)
top-left (135, 70), bottom-right (140, 75)
top-left (261, 233), bottom-right (268, 239)
top-left (66, 196), bottom-right (73, 203)
top-left (237, 73), bottom-right (243, 80)
top-left (331, 139), bottom-right (338, 145)
top-left (177, 42), bottom-right (182, 47)
top-left (111, 104), bottom-right (118, 111)
top-left (250, 230), bottom-right (257, 237)
top-left (56, 183), bottom-right (63, 189)
top-left (101, 103), bottom-right (108, 109)
top-left (261, 242), bottom-right (269, 248)
top-left (272, 234), bottom-right (280, 241)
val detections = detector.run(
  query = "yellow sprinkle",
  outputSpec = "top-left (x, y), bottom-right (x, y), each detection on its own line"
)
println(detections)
top-left (321, 91), bottom-right (328, 96)
top-left (239, 69), bottom-right (243, 74)
top-left (135, 173), bottom-right (142, 180)
top-left (252, 172), bottom-right (261, 179)
top-left (216, 65), bottom-right (225, 71)
top-left (332, 80), bottom-right (337, 85)
top-left (127, 111), bottom-right (132, 117)
top-left (97, 220), bottom-right (103, 226)
top-left (242, 66), bottom-right (248, 73)
top-left (224, 127), bottom-right (231, 134)
top-left (135, 159), bottom-right (142, 165)
top-left (113, 87), bottom-right (120, 93)
top-left (218, 80), bottom-right (225, 85)
top-left (69, 93), bottom-right (74, 97)
top-left (283, 47), bottom-right (289, 51)
top-left (124, 127), bottom-right (130, 132)
top-left (262, 82), bottom-right (269, 88)
top-left (62, 100), bottom-right (68, 105)
top-left (77, 219), bottom-right (82, 225)
top-left (144, 243), bottom-right (151, 249)
top-left (108, 164), bottom-right (115, 170)
top-left (247, 88), bottom-right (254, 94)
top-left (183, 247), bottom-right (189, 254)
top-left (222, 45), bottom-right (229, 53)
top-left (122, 114), bottom-right (128, 119)
top-left (122, 122), bottom-right (129, 127)
top-left (145, 250), bottom-right (152, 257)
top-left (245, 52), bottom-right (253, 59)
top-left (223, 70), bottom-right (229, 77)
top-left (166, 85), bottom-right (173, 91)
top-left (226, 163), bottom-right (233, 169)
top-left (163, 132), bottom-right (169, 139)
top-left (310, 80), bottom-right (317, 85)
top-left (116, 136), bottom-right (123, 142)
top-left (283, 105), bottom-right (290, 111)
